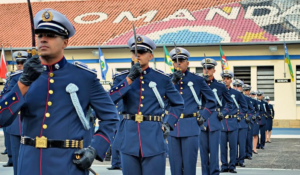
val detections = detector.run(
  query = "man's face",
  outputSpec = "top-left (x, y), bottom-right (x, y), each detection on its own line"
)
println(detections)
top-left (267, 100), bottom-right (270, 103)
top-left (251, 94), bottom-right (256, 98)
top-left (244, 90), bottom-right (250, 95)
top-left (173, 59), bottom-right (189, 72)
top-left (202, 67), bottom-right (215, 77)
top-left (237, 86), bottom-right (243, 92)
top-left (16, 60), bottom-right (25, 70)
top-left (257, 95), bottom-right (263, 100)
top-left (131, 51), bottom-right (153, 68)
top-left (37, 32), bottom-right (68, 59)
top-left (222, 77), bottom-right (232, 87)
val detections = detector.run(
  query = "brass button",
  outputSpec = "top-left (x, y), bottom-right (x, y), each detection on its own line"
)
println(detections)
top-left (49, 73), bottom-right (54, 77)
top-left (18, 111), bottom-right (21, 114)
top-left (111, 90), bottom-right (113, 92)
top-left (181, 82), bottom-right (183, 84)
top-left (43, 124), bottom-right (47, 129)
top-left (49, 90), bottom-right (53, 94)
top-left (48, 101), bottom-right (52, 106)
top-left (45, 113), bottom-right (50, 118)
top-left (116, 106), bottom-right (118, 108)
top-left (140, 76), bottom-right (143, 79)
top-left (12, 97), bottom-right (16, 100)
top-left (121, 85), bottom-right (123, 87)
top-left (140, 104), bottom-right (143, 107)
top-left (50, 79), bottom-right (54, 83)
top-left (141, 96), bottom-right (144, 99)
top-left (142, 81), bottom-right (144, 84)
top-left (116, 87), bottom-right (118, 90)
top-left (180, 87), bottom-right (183, 89)
top-left (139, 112), bottom-right (142, 115)
top-left (0, 106), bottom-right (1, 109)
top-left (142, 88), bottom-right (144, 91)
top-left (5, 102), bottom-right (7, 105)
top-left (180, 92), bottom-right (183, 94)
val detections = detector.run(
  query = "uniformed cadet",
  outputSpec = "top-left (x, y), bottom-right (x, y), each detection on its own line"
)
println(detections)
top-left (242, 84), bottom-right (255, 160)
top-left (265, 96), bottom-right (274, 143)
top-left (1, 72), bottom-right (13, 167)
top-left (250, 91), bottom-right (260, 154)
top-left (168, 47), bottom-right (217, 175)
top-left (109, 35), bottom-right (184, 175)
top-left (4, 51), bottom-right (27, 174)
top-left (232, 79), bottom-right (248, 167)
top-left (220, 71), bottom-right (247, 173)
top-left (107, 73), bottom-right (125, 170)
top-left (201, 58), bottom-right (234, 175)
top-left (256, 90), bottom-right (269, 149)
top-left (0, 8), bottom-right (119, 175)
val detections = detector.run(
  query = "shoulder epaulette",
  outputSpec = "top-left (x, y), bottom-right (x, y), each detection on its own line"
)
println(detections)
top-left (10, 70), bottom-right (23, 77)
top-left (153, 68), bottom-right (169, 77)
top-left (191, 72), bottom-right (203, 77)
top-left (217, 80), bottom-right (224, 84)
top-left (74, 61), bottom-right (97, 75)
top-left (114, 70), bottom-right (129, 78)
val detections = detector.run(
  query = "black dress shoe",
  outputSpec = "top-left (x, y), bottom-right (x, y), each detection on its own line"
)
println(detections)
top-left (2, 162), bottom-right (13, 167)
top-left (1, 152), bottom-right (7, 155)
top-left (261, 147), bottom-right (264, 149)
top-left (235, 163), bottom-right (239, 166)
top-left (229, 169), bottom-right (237, 173)
top-left (107, 166), bottom-right (121, 170)
top-left (245, 156), bottom-right (252, 160)
top-left (239, 163), bottom-right (246, 167)
top-left (253, 151), bottom-right (258, 154)
top-left (220, 169), bottom-right (228, 173)
top-left (105, 157), bottom-right (111, 161)
top-left (257, 147), bottom-right (260, 149)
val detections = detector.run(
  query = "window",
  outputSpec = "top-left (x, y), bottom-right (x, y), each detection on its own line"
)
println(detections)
top-left (115, 68), bottom-right (130, 73)
top-left (257, 66), bottom-right (274, 100)
top-left (234, 66), bottom-right (251, 86)
top-left (296, 66), bottom-right (300, 101)
top-left (196, 67), bottom-right (203, 74)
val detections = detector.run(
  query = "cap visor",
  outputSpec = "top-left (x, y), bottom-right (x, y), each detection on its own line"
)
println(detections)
top-left (35, 28), bottom-right (67, 37)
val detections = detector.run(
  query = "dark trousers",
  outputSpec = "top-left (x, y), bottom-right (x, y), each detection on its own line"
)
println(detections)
top-left (220, 130), bottom-right (238, 170)
top-left (121, 152), bottom-right (166, 175)
top-left (10, 135), bottom-right (21, 175)
top-left (257, 124), bottom-right (266, 148)
top-left (169, 136), bottom-right (198, 175)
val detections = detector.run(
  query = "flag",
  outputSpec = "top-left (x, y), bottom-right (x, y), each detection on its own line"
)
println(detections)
top-left (284, 42), bottom-right (294, 82)
top-left (220, 45), bottom-right (229, 70)
top-left (0, 47), bottom-right (7, 79)
top-left (163, 45), bottom-right (174, 73)
top-left (98, 45), bottom-right (108, 81)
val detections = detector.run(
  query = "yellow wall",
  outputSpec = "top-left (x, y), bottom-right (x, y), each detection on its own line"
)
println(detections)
top-left (2, 44), bottom-right (300, 123)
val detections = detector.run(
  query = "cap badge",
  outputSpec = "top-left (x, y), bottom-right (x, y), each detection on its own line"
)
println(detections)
top-left (206, 59), bottom-right (211, 63)
top-left (17, 52), bottom-right (22, 58)
top-left (136, 36), bottom-right (143, 43)
top-left (42, 11), bottom-right (53, 22)
top-left (176, 48), bottom-right (181, 54)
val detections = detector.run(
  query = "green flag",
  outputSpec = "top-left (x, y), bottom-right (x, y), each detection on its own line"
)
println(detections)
top-left (163, 45), bottom-right (174, 73)
top-left (284, 42), bottom-right (294, 82)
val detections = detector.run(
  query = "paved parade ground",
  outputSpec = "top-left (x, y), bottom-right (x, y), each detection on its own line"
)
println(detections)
top-left (1, 128), bottom-right (300, 174)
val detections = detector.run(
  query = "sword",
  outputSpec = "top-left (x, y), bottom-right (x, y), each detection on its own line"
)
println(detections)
top-left (230, 94), bottom-right (239, 109)
top-left (173, 42), bottom-right (180, 71)
top-left (26, 0), bottom-right (38, 57)
top-left (132, 23), bottom-right (138, 66)
top-left (204, 54), bottom-right (208, 75)
top-left (72, 56), bottom-right (75, 64)
top-left (10, 46), bottom-right (15, 71)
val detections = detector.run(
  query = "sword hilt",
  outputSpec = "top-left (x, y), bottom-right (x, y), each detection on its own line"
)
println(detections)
top-left (75, 154), bottom-right (99, 175)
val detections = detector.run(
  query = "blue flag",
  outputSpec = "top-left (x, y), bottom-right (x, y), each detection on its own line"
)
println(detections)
top-left (98, 45), bottom-right (108, 80)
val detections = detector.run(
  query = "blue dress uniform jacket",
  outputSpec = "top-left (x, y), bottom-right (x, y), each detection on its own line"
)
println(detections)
top-left (109, 67), bottom-right (184, 157)
top-left (0, 57), bottom-right (119, 175)
top-left (222, 88), bottom-right (246, 131)
top-left (238, 93), bottom-right (249, 129)
top-left (266, 104), bottom-right (274, 131)
top-left (250, 98), bottom-right (260, 135)
top-left (170, 71), bottom-right (217, 137)
top-left (243, 95), bottom-right (255, 124)
top-left (202, 78), bottom-right (234, 132)
top-left (6, 71), bottom-right (23, 136)
top-left (258, 100), bottom-right (267, 125)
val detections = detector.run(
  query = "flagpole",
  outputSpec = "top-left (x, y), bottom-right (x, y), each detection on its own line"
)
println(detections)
top-left (219, 39), bottom-right (223, 73)
top-left (164, 44), bottom-right (166, 72)
top-left (283, 35), bottom-right (286, 78)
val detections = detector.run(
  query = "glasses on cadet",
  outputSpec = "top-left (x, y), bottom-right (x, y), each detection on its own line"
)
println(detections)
top-left (37, 33), bottom-right (60, 38)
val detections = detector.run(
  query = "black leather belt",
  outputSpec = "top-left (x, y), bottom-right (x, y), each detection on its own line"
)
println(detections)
top-left (21, 136), bottom-right (83, 149)
top-left (225, 115), bottom-right (237, 119)
top-left (180, 112), bottom-right (199, 118)
top-left (123, 114), bottom-right (163, 122)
